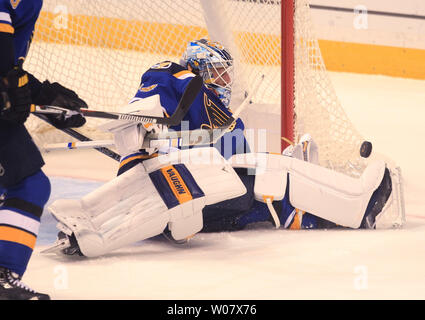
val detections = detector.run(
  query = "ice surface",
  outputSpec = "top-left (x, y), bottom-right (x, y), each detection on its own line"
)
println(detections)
top-left (24, 72), bottom-right (425, 300)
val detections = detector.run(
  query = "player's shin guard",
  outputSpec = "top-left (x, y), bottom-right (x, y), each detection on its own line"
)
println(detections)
top-left (0, 170), bottom-right (51, 275)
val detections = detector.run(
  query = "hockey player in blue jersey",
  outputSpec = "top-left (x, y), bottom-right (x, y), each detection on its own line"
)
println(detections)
top-left (43, 38), bottom-right (398, 260)
top-left (0, 0), bottom-right (87, 300)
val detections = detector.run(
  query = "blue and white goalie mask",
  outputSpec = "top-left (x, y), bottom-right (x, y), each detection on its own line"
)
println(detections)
top-left (181, 39), bottom-right (234, 107)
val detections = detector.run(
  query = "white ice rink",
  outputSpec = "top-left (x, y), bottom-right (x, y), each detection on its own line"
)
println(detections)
top-left (24, 72), bottom-right (425, 300)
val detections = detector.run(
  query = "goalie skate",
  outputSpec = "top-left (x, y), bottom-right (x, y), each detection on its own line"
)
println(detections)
top-left (374, 166), bottom-right (406, 229)
top-left (40, 233), bottom-right (70, 255)
top-left (41, 231), bottom-right (83, 256)
top-left (41, 222), bottom-right (83, 256)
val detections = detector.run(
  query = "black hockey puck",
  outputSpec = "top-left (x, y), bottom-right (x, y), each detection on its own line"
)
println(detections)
top-left (360, 141), bottom-right (372, 158)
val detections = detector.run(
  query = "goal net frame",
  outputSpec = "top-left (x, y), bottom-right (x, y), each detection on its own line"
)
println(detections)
top-left (23, 0), bottom-right (405, 228)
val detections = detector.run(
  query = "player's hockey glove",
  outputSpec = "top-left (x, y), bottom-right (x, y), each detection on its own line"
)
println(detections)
top-left (0, 67), bottom-right (32, 124)
top-left (33, 81), bottom-right (87, 129)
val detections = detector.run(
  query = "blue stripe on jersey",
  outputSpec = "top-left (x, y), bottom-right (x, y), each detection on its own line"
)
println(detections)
top-left (0, 240), bottom-right (33, 276)
top-left (5, 170), bottom-right (51, 210)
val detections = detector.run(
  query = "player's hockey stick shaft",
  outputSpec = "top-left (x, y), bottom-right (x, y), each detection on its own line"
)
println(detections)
top-left (45, 75), bottom-right (264, 149)
top-left (32, 74), bottom-right (203, 160)
top-left (39, 74), bottom-right (263, 154)
top-left (33, 113), bottom-right (121, 161)
top-left (44, 140), bottom-right (115, 151)
top-left (32, 75), bottom-right (202, 126)
top-left (44, 138), bottom-right (169, 151)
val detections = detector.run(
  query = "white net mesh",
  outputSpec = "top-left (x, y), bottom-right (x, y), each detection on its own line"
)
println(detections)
top-left (25, 0), bottom-right (366, 176)
top-left (293, 0), bottom-right (367, 176)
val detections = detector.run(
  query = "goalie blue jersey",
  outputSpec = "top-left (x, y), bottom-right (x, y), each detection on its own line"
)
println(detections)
top-left (132, 61), bottom-right (250, 159)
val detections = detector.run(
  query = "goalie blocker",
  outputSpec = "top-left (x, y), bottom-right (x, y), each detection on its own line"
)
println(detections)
top-left (45, 146), bottom-right (402, 257)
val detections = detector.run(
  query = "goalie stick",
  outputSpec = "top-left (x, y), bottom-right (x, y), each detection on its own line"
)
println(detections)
top-left (32, 75), bottom-right (203, 127)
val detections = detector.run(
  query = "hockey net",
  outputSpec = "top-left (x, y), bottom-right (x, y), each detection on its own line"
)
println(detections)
top-left (24, 0), bottom-right (404, 227)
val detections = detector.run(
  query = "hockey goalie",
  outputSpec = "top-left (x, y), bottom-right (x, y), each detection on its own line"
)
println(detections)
top-left (43, 39), bottom-right (404, 258)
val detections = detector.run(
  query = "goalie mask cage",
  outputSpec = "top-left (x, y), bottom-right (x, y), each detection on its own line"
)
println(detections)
top-left (25, 0), bottom-right (367, 176)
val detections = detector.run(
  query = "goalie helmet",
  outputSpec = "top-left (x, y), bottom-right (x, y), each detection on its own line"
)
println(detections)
top-left (181, 39), bottom-right (233, 107)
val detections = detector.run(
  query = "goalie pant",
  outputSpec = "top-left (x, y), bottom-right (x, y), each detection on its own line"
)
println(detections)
top-left (48, 148), bottom-right (392, 258)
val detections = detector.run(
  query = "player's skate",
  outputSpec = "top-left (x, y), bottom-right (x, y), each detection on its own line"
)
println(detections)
top-left (0, 267), bottom-right (50, 300)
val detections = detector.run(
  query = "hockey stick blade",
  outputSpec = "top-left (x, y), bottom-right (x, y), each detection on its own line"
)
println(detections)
top-left (166, 74), bottom-right (203, 126)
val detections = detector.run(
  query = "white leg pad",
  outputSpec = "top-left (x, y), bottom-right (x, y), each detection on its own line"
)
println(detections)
top-left (49, 165), bottom-right (171, 257)
top-left (289, 158), bottom-right (385, 228)
top-left (49, 147), bottom-right (247, 257)
top-left (230, 153), bottom-right (386, 228)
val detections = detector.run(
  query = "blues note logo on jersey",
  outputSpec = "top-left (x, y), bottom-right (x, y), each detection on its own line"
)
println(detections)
top-left (10, 0), bottom-right (22, 9)
top-left (201, 93), bottom-right (235, 130)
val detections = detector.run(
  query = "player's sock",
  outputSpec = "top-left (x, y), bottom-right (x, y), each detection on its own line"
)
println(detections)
top-left (0, 170), bottom-right (50, 275)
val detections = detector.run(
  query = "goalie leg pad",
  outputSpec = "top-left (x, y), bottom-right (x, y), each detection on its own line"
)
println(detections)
top-left (288, 158), bottom-right (386, 228)
top-left (49, 148), bottom-right (247, 257)
top-left (149, 164), bottom-right (205, 240)
top-left (50, 164), bottom-right (206, 257)
top-left (48, 165), bottom-right (172, 257)
top-left (230, 153), bottom-right (387, 229)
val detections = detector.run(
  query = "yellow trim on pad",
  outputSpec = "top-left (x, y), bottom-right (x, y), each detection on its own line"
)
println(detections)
top-left (161, 165), bottom-right (193, 205)
top-left (119, 153), bottom-right (158, 168)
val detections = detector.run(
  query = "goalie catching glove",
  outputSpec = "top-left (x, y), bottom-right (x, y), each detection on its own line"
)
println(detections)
top-left (32, 79), bottom-right (87, 129)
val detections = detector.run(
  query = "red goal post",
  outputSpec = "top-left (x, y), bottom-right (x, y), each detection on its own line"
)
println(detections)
top-left (282, 0), bottom-right (295, 151)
